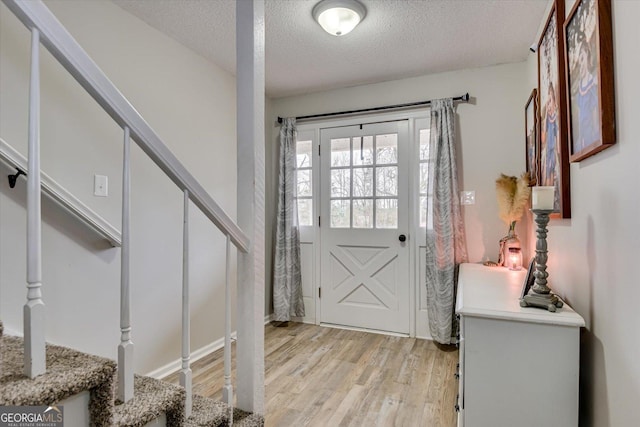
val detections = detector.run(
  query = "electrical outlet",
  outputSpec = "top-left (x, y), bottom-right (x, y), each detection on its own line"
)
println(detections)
top-left (460, 190), bottom-right (475, 205)
top-left (94, 175), bottom-right (108, 197)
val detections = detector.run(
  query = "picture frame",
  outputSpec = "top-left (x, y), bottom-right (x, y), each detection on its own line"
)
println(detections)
top-left (564, 0), bottom-right (616, 162)
top-left (525, 89), bottom-right (540, 185)
top-left (520, 258), bottom-right (536, 300)
top-left (538, 0), bottom-right (571, 218)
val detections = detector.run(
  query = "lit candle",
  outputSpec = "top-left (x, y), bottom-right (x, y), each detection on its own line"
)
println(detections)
top-left (532, 186), bottom-right (555, 210)
top-left (508, 247), bottom-right (522, 270)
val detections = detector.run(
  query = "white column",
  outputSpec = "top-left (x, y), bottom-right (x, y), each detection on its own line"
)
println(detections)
top-left (24, 27), bottom-right (45, 379)
top-left (180, 190), bottom-right (193, 418)
top-left (223, 235), bottom-right (234, 424)
top-left (118, 126), bottom-right (134, 402)
top-left (236, 0), bottom-right (265, 414)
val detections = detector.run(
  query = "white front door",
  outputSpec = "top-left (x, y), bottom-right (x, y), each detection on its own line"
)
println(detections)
top-left (320, 121), bottom-right (410, 334)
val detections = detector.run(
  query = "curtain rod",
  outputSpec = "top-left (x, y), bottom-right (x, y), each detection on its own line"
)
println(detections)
top-left (277, 93), bottom-right (470, 124)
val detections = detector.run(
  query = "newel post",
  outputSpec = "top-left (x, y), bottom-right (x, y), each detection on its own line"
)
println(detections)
top-left (236, 0), bottom-right (265, 414)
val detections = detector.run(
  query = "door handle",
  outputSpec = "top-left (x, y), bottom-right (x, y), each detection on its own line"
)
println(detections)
top-left (398, 234), bottom-right (407, 242)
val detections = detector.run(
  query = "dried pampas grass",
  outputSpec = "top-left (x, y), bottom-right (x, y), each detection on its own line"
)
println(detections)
top-left (496, 172), bottom-right (533, 226)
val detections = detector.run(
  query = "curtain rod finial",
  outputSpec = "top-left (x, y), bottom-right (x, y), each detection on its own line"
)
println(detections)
top-left (277, 117), bottom-right (283, 124)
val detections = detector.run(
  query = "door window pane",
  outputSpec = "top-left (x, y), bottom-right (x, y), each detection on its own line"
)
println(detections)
top-left (296, 170), bottom-right (312, 197)
top-left (331, 200), bottom-right (350, 228)
top-left (353, 136), bottom-right (374, 166)
top-left (419, 129), bottom-right (430, 161)
top-left (353, 167), bottom-right (373, 197)
top-left (376, 134), bottom-right (398, 164)
top-left (326, 127), bottom-right (405, 230)
top-left (419, 196), bottom-right (427, 228)
top-left (419, 196), bottom-right (433, 229)
top-left (331, 169), bottom-right (351, 198)
top-left (297, 199), bottom-right (313, 227)
top-left (419, 163), bottom-right (428, 194)
top-left (419, 127), bottom-right (432, 229)
top-left (331, 138), bottom-right (351, 167)
top-left (297, 139), bottom-right (313, 168)
top-left (376, 199), bottom-right (398, 229)
top-left (353, 199), bottom-right (373, 229)
top-left (376, 166), bottom-right (398, 196)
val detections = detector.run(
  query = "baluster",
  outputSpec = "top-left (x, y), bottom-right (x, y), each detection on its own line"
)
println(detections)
top-left (223, 235), bottom-right (233, 424)
top-left (24, 27), bottom-right (45, 378)
top-left (180, 190), bottom-right (192, 417)
top-left (118, 126), bottom-right (134, 402)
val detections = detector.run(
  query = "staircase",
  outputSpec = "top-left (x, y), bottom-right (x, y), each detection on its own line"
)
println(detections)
top-left (0, 322), bottom-right (263, 426)
top-left (1, 0), bottom-right (265, 424)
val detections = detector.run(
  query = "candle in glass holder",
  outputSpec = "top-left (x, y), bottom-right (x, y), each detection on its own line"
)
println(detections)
top-left (532, 186), bottom-right (555, 210)
top-left (508, 247), bottom-right (522, 270)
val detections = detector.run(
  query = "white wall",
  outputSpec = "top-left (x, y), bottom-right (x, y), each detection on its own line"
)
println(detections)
top-left (269, 60), bottom-right (531, 272)
top-left (526, 1), bottom-right (640, 426)
top-left (0, 0), bottom-right (238, 374)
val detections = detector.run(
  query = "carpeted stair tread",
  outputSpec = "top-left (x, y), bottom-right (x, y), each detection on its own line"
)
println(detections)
top-left (0, 323), bottom-right (262, 427)
top-left (185, 394), bottom-right (229, 426)
top-left (0, 335), bottom-right (116, 407)
top-left (231, 408), bottom-right (265, 427)
top-left (113, 374), bottom-right (185, 427)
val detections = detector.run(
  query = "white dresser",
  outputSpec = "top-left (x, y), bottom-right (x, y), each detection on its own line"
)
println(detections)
top-left (455, 263), bottom-right (585, 427)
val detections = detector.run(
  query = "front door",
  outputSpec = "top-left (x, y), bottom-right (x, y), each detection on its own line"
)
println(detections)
top-left (320, 121), bottom-right (409, 334)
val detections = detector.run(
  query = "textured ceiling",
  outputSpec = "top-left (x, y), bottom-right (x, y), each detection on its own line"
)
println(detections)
top-left (112, 0), bottom-right (549, 98)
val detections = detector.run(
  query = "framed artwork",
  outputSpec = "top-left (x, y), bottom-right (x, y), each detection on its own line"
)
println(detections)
top-left (525, 89), bottom-right (540, 185)
top-left (538, 0), bottom-right (571, 218)
top-left (520, 258), bottom-right (536, 300)
top-left (564, 0), bottom-right (616, 162)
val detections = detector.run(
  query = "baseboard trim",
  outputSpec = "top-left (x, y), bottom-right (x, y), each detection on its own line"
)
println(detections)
top-left (146, 314), bottom-right (275, 379)
top-left (319, 322), bottom-right (410, 338)
top-left (291, 316), bottom-right (315, 325)
top-left (416, 334), bottom-right (434, 341)
top-left (3, 326), bottom-right (23, 337)
top-left (145, 332), bottom-right (237, 379)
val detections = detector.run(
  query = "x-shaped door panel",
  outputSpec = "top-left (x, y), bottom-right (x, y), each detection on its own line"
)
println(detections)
top-left (329, 245), bottom-right (399, 310)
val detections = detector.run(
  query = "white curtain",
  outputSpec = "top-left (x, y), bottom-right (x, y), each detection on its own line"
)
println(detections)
top-left (425, 99), bottom-right (468, 344)
top-left (273, 118), bottom-right (305, 321)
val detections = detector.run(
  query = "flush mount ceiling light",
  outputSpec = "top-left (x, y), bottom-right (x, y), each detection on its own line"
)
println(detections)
top-left (312, 0), bottom-right (367, 36)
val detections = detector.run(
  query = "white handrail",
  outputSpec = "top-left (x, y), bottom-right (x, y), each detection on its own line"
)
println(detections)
top-left (0, 138), bottom-right (122, 247)
top-left (2, 0), bottom-right (249, 253)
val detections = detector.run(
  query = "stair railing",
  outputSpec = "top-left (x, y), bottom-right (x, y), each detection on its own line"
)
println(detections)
top-left (2, 0), bottom-right (249, 417)
top-left (24, 26), bottom-right (45, 379)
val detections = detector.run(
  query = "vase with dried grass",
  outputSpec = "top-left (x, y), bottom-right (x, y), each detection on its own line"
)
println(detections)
top-left (494, 172), bottom-right (533, 268)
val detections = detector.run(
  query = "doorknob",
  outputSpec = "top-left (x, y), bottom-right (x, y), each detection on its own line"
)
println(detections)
top-left (398, 234), bottom-right (407, 242)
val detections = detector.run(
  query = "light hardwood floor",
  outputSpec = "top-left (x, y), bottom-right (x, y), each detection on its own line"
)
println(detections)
top-left (165, 322), bottom-right (458, 427)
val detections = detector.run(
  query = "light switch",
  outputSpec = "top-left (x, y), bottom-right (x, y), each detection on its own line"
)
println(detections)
top-left (460, 190), bottom-right (475, 205)
top-left (94, 175), bottom-right (108, 197)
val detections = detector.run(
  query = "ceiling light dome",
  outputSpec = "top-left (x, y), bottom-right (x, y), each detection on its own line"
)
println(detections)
top-left (312, 0), bottom-right (367, 36)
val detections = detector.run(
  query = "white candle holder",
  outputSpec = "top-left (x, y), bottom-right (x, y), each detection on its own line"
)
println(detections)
top-left (532, 186), bottom-right (555, 210)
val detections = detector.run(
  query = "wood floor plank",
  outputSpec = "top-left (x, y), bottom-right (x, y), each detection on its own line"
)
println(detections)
top-left (165, 322), bottom-right (458, 426)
